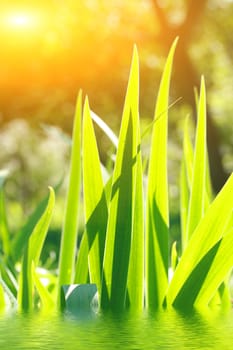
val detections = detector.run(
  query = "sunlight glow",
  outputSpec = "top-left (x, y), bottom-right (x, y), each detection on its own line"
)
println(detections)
top-left (4, 11), bottom-right (39, 30)
top-left (8, 14), bottom-right (31, 27)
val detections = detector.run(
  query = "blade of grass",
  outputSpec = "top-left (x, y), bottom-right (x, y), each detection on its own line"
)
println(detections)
top-left (180, 117), bottom-right (194, 250)
top-left (180, 159), bottom-right (189, 251)
top-left (169, 230), bottom-right (233, 310)
top-left (0, 271), bottom-right (17, 310)
top-left (82, 98), bottom-right (108, 295)
top-left (185, 77), bottom-right (207, 241)
top-left (28, 187), bottom-right (55, 265)
top-left (141, 97), bottom-right (182, 140)
top-left (170, 239), bottom-right (221, 310)
top-left (171, 241), bottom-right (178, 273)
top-left (127, 128), bottom-right (144, 310)
top-left (0, 283), bottom-right (5, 311)
top-left (32, 263), bottom-right (55, 311)
top-left (74, 232), bottom-right (89, 284)
top-left (166, 173), bottom-right (233, 307)
top-left (194, 227), bottom-right (233, 308)
top-left (181, 112), bottom-right (213, 250)
top-left (217, 280), bottom-right (232, 309)
top-left (90, 110), bottom-right (118, 148)
top-left (10, 189), bottom-right (55, 263)
top-left (73, 176), bottom-right (113, 286)
top-left (17, 244), bottom-right (32, 312)
top-left (18, 187), bottom-right (55, 311)
top-left (57, 91), bottom-right (82, 302)
top-left (0, 261), bottom-right (18, 298)
top-left (0, 170), bottom-right (10, 256)
top-left (145, 38), bottom-right (178, 309)
top-left (193, 86), bottom-right (213, 206)
top-left (101, 46), bottom-right (140, 311)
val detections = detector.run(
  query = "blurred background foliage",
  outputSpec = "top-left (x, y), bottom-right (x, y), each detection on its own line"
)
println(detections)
top-left (0, 0), bottom-right (233, 257)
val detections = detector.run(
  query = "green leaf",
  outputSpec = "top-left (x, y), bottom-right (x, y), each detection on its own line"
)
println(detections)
top-left (127, 128), bottom-right (144, 310)
top-left (0, 261), bottom-right (18, 298)
top-left (74, 232), bottom-right (89, 284)
top-left (101, 46), bottom-right (140, 311)
top-left (0, 283), bottom-right (5, 311)
top-left (180, 117), bottom-right (194, 250)
top-left (90, 110), bottom-right (118, 148)
top-left (145, 38), bottom-right (177, 309)
top-left (185, 77), bottom-right (207, 241)
top-left (193, 86), bottom-right (213, 207)
top-left (180, 112), bottom-right (213, 250)
top-left (0, 270), bottom-right (17, 310)
top-left (167, 173), bottom-right (233, 308)
top-left (17, 244), bottom-right (32, 312)
top-left (58, 90), bottom-right (82, 296)
top-left (194, 227), bottom-right (233, 308)
top-left (28, 187), bottom-right (55, 265)
top-left (32, 263), bottom-right (55, 311)
top-left (10, 190), bottom-right (53, 263)
top-left (0, 170), bottom-right (10, 256)
top-left (18, 187), bottom-right (55, 312)
top-left (82, 98), bottom-right (108, 294)
top-left (171, 241), bottom-right (178, 273)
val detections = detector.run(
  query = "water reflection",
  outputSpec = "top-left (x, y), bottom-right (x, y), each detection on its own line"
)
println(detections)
top-left (0, 309), bottom-right (233, 349)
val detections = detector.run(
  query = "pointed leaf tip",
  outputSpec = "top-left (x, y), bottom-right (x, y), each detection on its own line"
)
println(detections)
top-left (200, 76), bottom-right (206, 91)
top-left (84, 95), bottom-right (90, 109)
top-left (130, 44), bottom-right (139, 68)
top-left (133, 44), bottom-right (138, 55)
top-left (174, 36), bottom-right (179, 45)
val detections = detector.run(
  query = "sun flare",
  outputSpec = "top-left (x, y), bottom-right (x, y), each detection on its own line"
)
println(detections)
top-left (3, 11), bottom-right (39, 30)
top-left (8, 13), bottom-right (32, 27)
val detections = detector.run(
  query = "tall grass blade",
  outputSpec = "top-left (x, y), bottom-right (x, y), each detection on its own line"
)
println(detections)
top-left (127, 129), bottom-right (144, 310)
top-left (101, 46), bottom-right (140, 311)
top-left (181, 112), bottom-right (213, 250)
top-left (10, 191), bottom-right (52, 263)
top-left (180, 160), bottom-right (189, 251)
top-left (58, 91), bottom-right (82, 299)
top-left (18, 243), bottom-right (32, 311)
top-left (193, 86), bottom-right (213, 206)
top-left (0, 283), bottom-right (5, 311)
top-left (0, 262), bottom-right (18, 298)
top-left (180, 117), bottom-right (194, 250)
top-left (82, 98), bottom-right (108, 294)
top-left (185, 77), bottom-right (206, 241)
top-left (145, 38), bottom-right (177, 309)
top-left (75, 177), bottom-right (113, 286)
top-left (166, 173), bottom-right (233, 307)
top-left (28, 187), bottom-right (55, 265)
top-left (0, 170), bottom-right (10, 256)
top-left (90, 110), bottom-right (118, 148)
top-left (18, 187), bottom-right (55, 311)
top-left (74, 232), bottom-right (89, 284)
top-left (32, 263), bottom-right (55, 311)
top-left (0, 273), bottom-right (17, 310)
top-left (194, 227), bottom-right (233, 308)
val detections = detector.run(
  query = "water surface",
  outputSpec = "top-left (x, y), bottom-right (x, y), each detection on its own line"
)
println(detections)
top-left (0, 309), bottom-right (233, 349)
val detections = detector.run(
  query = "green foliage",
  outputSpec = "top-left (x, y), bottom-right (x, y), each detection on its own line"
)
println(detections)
top-left (82, 97), bottom-right (108, 296)
top-left (101, 46), bottom-right (141, 311)
top-left (145, 38), bottom-right (177, 309)
top-left (17, 187), bottom-right (55, 311)
top-left (0, 40), bottom-right (232, 315)
top-left (57, 91), bottom-right (82, 303)
top-left (0, 170), bottom-right (10, 256)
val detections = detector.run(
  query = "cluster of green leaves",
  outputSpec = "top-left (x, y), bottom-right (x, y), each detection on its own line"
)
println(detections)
top-left (0, 39), bottom-right (233, 314)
